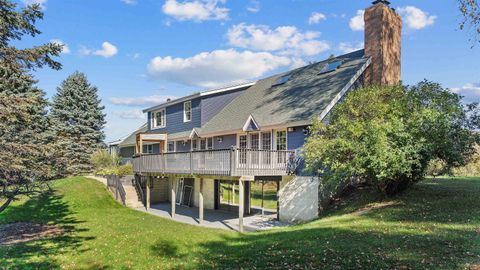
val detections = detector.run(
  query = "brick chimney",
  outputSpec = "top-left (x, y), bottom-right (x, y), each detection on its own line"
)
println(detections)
top-left (364, 0), bottom-right (402, 86)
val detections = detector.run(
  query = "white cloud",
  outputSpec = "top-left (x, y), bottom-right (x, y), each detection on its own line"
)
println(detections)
top-left (114, 110), bottom-right (145, 120)
top-left (451, 83), bottom-right (480, 103)
top-left (94, 42), bottom-right (118, 58)
top-left (50, 39), bottom-right (70, 54)
top-left (147, 49), bottom-right (292, 88)
top-left (338, 42), bottom-right (363, 54)
top-left (349, 10), bottom-right (365, 31)
top-left (397, 6), bottom-right (436, 30)
top-left (80, 42), bottom-right (118, 58)
top-left (308, 12), bottom-right (326, 25)
top-left (162, 0), bottom-right (229, 22)
top-left (109, 95), bottom-right (177, 106)
top-left (227, 23), bottom-right (330, 56)
top-left (122, 0), bottom-right (137, 4)
top-left (246, 0), bottom-right (260, 13)
top-left (21, 0), bottom-right (47, 9)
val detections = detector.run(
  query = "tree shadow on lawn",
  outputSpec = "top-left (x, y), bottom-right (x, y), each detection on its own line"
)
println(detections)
top-left (192, 225), bottom-right (477, 270)
top-left (188, 178), bottom-right (480, 269)
top-left (0, 190), bottom-right (96, 269)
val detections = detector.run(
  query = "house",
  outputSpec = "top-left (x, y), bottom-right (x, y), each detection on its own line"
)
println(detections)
top-left (131, 1), bottom-right (402, 231)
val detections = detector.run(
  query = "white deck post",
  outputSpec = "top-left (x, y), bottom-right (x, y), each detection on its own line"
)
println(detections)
top-left (199, 178), bottom-right (204, 224)
top-left (238, 179), bottom-right (244, 232)
top-left (146, 176), bottom-right (151, 211)
top-left (171, 178), bottom-right (176, 218)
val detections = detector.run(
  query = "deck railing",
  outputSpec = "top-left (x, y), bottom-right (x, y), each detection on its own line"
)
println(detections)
top-left (133, 148), bottom-right (295, 176)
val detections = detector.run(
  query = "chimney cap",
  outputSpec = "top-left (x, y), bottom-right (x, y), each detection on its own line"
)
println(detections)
top-left (372, 0), bottom-right (391, 5)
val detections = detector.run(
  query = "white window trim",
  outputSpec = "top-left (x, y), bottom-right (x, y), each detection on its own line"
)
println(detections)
top-left (236, 131), bottom-right (274, 150)
top-left (151, 109), bottom-right (166, 129)
top-left (167, 141), bottom-right (176, 153)
top-left (183, 101), bottom-right (192, 122)
top-left (274, 129), bottom-right (288, 151)
top-left (146, 144), bottom-right (154, 154)
top-left (190, 137), bottom-right (215, 151)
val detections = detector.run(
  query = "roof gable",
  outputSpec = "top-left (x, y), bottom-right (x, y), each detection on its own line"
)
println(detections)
top-left (242, 115), bottom-right (260, 132)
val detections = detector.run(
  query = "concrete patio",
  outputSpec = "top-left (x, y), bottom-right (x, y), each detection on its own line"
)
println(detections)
top-left (136, 203), bottom-right (289, 232)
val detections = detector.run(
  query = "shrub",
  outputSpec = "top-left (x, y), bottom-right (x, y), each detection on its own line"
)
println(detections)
top-left (305, 81), bottom-right (479, 196)
top-left (116, 164), bottom-right (133, 176)
top-left (91, 149), bottom-right (120, 173)
top-left (452, 145), bottom-right (480, 176)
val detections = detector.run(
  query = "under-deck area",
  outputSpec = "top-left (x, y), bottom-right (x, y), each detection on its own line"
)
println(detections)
top-left (134, 175), bottom-right (286, 232)
top-left (137, 203), bottom-right (287, 232)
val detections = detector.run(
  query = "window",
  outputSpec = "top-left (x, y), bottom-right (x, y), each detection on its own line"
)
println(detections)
top-left (239, 135), bottom-right (247, 164)
top-left (167, 142), bottom-right (175, 152)
top-left (152, 109), bottom-right (166, 128)
top-left (276, 131), bottom-right (287, 163)
top-left (261, 132), bottom-right (272, 150)
top-left (146, 145), bottom-right (154, 154)
top-left (250, 133), bottom-right (260, 164)
top-left (239, 135), bottom-right (247, 149)
top-left (272, 74), bottom-right (290, 86)
top-left (200, 138), bottom-right (207, 150)
top-left (191, 139), bottom-right (198, 151)
top-left (207, 137), bottom-right (213, 150)
top-left (261, 132), bottom-right (272, 164)
top-left (184, 101), bottom-right (192, 122)
top-left (319, 60), bottom-right (343, 74)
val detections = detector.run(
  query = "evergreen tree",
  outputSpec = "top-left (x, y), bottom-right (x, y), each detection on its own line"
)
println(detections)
top-left (0, 0), bottom-right (61, 212)
top-left (51, 72), bottom-right (106, 175)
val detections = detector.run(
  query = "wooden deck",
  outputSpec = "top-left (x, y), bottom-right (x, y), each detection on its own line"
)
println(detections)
top-left (132, 148), bottom-right (296, 177)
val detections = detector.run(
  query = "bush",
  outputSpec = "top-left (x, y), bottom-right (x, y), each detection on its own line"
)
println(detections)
top-left (305, 81), bottom-right (479, 196)
top-left (452, 145), bottom-right (480, 176)
top-left (91, 149), bottom-right (120, 174)
top-left (116, 164), bottom-right (133, 176)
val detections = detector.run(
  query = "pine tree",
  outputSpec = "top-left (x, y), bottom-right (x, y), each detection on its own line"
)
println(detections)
top-left (0, 0), bottom-right (61, 212)
top-left (51, 72), bottom-right (106, 175)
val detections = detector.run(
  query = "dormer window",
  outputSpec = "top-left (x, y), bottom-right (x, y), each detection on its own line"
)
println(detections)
top-left (184, 101), bottom-right (192, 122)
top-left (152, 109), bottom-right (166, 128)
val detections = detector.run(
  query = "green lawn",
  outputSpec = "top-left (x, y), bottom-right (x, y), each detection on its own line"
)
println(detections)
top-left (221, 182), bottom-right (277, 210)
top-left (1, 176), bottom-right (479, 269)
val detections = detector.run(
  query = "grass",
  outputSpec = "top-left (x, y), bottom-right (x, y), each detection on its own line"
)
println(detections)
top-left (1, 176), bottom-right (479, 269)
top-left (221, 182), bottom-right (277, 210)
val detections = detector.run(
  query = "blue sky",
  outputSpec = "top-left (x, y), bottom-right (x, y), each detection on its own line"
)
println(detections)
top-left (17, 0), bottom-right (480, 142)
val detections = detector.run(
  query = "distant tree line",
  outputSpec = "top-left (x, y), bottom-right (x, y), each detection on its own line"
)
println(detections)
top-left (0, 0), bottom-right (105, 213)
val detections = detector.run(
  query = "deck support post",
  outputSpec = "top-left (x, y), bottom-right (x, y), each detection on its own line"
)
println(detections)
top-left (238, 179), bottom-right (244, 233)
top-left (146, 176), bottom-right (151, 211)
top-left (199, 178), bottom-right (204, 224)
top-left (171, 178), bottom-right (176, 218)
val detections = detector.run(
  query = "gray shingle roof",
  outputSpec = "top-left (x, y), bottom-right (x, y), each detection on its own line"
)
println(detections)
top-left (199, 50), bottom-right (370, 136)
top-left (118, 123), bottom-right (148, 147)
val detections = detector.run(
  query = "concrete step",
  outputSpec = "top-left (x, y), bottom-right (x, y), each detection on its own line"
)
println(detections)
top-left (123, 185), bottom-right (144, 208)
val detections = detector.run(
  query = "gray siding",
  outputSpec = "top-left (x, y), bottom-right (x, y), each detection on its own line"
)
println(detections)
top-left (176, 140), bottom-right (191, 152)
top-left (148, 98), bottom-right (201, 134)
top-left (288, 126), bottom-right (308, 150)
top-left (119, 146), bottom-right (135, 158)
top-left (213, 134), bottom-right (237, 149)
top-left (201, 89), bottom-right (245, 125)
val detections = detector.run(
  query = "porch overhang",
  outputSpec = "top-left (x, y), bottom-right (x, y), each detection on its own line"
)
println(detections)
top-left (135, 132), bottom-right (167, 154)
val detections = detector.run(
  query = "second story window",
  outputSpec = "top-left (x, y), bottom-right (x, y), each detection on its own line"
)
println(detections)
top-left (184, 101), bottom-right (192, 122)
top-left (153, 109), bottom-right (166, 128)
